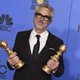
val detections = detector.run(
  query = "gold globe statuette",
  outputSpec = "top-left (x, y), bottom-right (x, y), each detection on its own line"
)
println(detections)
top-left (42, 45), bottom-right (66, 74)
top-left (0, 40), bottom-right (25, 69)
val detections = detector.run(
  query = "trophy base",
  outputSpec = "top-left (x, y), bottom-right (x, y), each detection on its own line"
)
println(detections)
top-left (14, 60), bottom-right (25, 69)
top-left (42, 65), bottom-right (52, 74)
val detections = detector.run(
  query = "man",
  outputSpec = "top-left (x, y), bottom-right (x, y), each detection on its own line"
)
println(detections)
top-left (7, 4), bottom-right (64, 80)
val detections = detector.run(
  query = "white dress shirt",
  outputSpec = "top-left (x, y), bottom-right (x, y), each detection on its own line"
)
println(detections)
top-left (29, 29), bottom-right (49, 54)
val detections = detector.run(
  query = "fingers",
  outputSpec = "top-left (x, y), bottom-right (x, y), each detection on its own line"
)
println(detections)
top-left (8, 52), bottom-right (20, 66)
top-left (47, 56), bottom-right (59, 70)
top-left (14, 52), bottom-right (17, 55)
top-left (51, 56), bottom-right (58, 63)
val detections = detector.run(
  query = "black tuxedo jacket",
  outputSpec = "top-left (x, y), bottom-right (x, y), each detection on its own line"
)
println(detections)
top-left (7, 29), bottom-right (64, 80)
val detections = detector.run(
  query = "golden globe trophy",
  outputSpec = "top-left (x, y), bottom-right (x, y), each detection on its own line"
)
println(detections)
top-left (0, 40), bottom-right (24, 69)
top-left (42, 45), bottom-right (66, 74)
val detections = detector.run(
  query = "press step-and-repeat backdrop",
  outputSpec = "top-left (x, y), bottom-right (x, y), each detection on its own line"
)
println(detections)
top-left (0, 0), bottom-right (80, 80)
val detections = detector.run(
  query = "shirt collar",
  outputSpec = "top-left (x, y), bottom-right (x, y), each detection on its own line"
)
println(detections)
top-left (31, 29), bottom-right (48, 38)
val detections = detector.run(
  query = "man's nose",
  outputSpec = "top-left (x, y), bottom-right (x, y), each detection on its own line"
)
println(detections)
top-left (40, 17), bottom-right (44, 21)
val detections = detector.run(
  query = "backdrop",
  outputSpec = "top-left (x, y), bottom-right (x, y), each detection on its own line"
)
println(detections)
top-left (0, 0), bottom-right (80, 80)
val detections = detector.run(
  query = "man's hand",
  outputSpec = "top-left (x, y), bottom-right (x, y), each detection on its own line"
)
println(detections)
top-left (47, 56), bottom-right (59, 71)
top-left (8, 52), bottom-right (20, 66)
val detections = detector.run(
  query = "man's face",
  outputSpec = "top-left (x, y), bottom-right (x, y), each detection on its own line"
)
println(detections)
top-left (34, 7), bottom-right (52, 33)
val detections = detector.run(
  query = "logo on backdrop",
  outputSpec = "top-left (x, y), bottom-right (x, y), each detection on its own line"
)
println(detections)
top-left (31, 0), bottom-right (49, 9)
top-left (0, 62), bottom-right (7, 79)
top-left (0, 14), bottom-right (13, 32)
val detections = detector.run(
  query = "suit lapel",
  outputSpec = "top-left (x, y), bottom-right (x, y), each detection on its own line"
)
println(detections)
top-left (38, 32), bottom-right (55, 56)
top-left (25, 30), bottom-right (32, 57)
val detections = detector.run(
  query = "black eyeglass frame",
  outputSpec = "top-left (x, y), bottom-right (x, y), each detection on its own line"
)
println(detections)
top-left (35, 13), bottom-right (51, 21)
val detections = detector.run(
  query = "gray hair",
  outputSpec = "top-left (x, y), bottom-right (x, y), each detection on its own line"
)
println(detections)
top-left (35, 4), bottom-right (54, 17)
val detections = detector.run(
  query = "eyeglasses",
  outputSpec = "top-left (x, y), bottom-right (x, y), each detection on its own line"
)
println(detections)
top-left (35, 13), bottom-right (51, 21)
